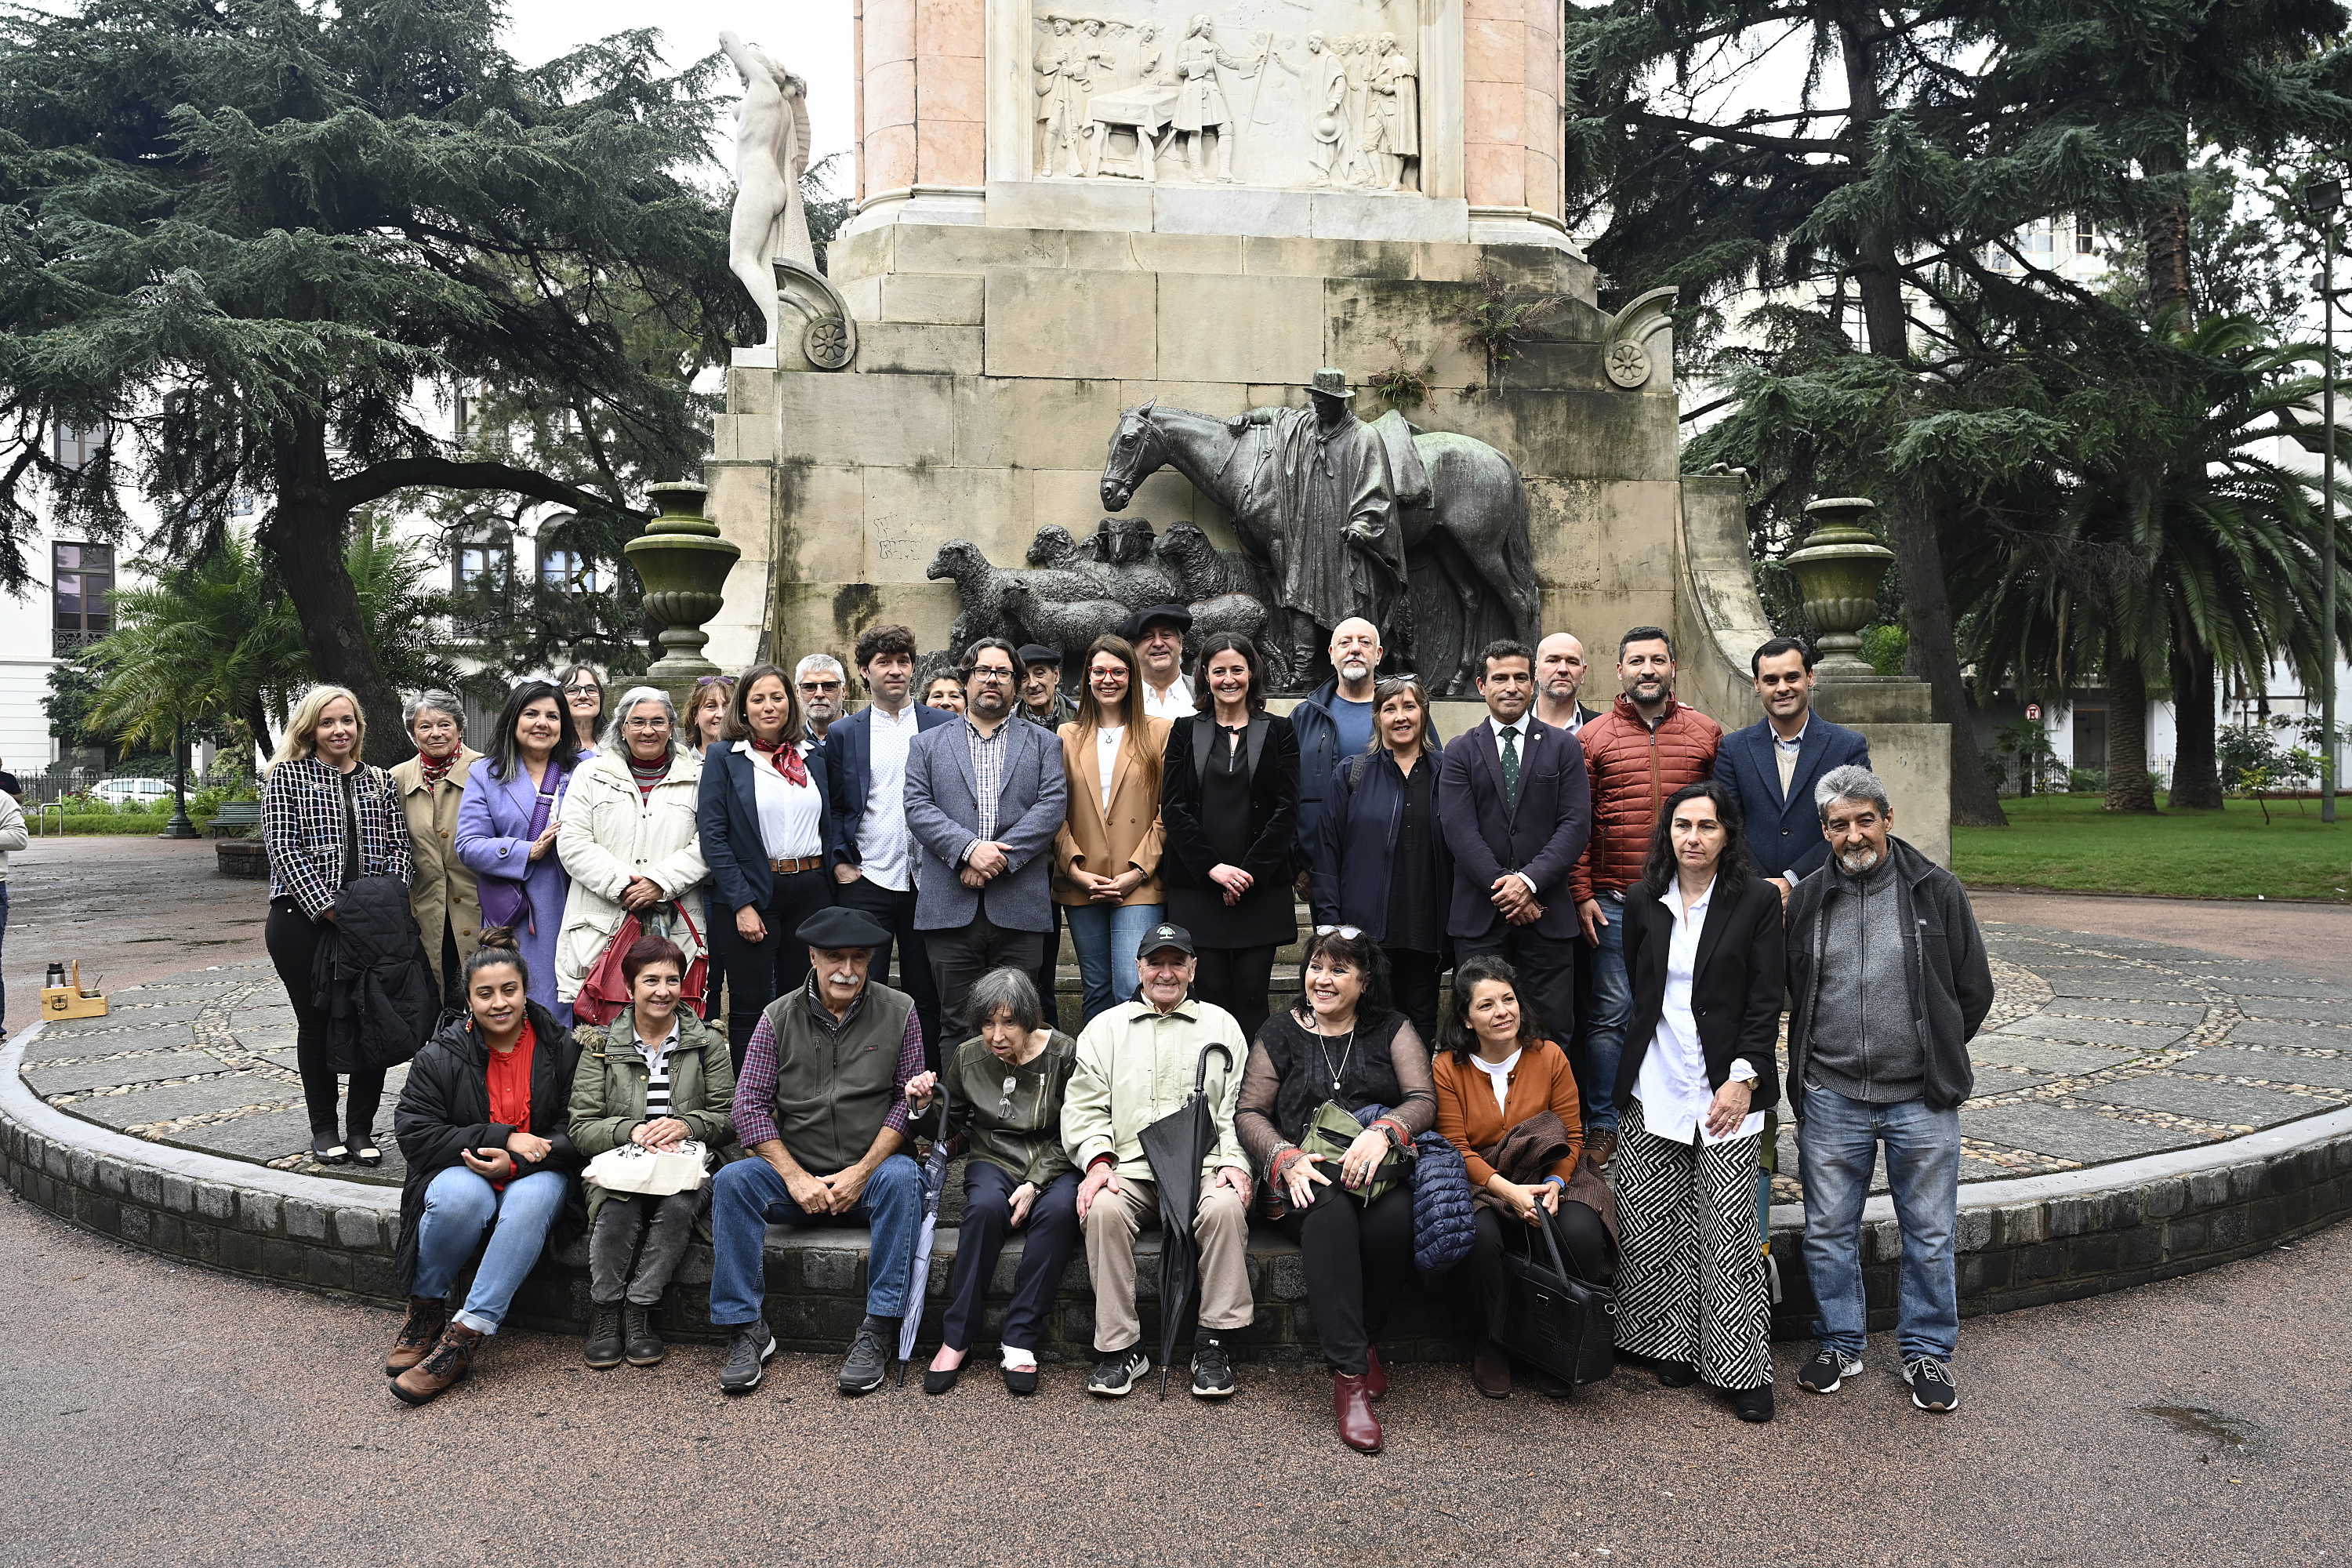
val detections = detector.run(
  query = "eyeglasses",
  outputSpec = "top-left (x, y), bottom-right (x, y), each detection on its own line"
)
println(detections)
top-left (969, 667), bottom-right (1014, 683)
top-left (693, 675), bottom-right (730, 688)
top-left (798, 680), bottom-right (842, 693)
top-left (562, 683), bottom-right (600, 695)
top-left (998, 1074), bottom-right (1020, 1120)
top-left (1315, 925), bottom-right (1366, 939)
top-left (621, 717), bottom-right (669, 732)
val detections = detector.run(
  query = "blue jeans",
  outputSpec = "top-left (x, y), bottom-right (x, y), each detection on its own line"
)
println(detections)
top-left (708, 1152), bottom-right (922, 1327)
top-left (410, 1167), bottom-right (570, 1335)
top-left (1797, 1085), bottom-right (1962, 1361)
top-left (1063, 901), bottom-right (1161, 1025)
top-left (1573, 890), bottom-right (1631, 1134)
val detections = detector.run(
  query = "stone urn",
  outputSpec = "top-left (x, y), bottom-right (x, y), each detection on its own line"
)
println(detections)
top-left (623, 480), bottom-right (741, 711)
top-left (1784, 496), bottom-right (1897, 675)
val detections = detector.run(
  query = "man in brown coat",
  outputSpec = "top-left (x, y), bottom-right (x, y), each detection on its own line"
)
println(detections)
top-left (1569, 627), bottom-right (1722, 1160)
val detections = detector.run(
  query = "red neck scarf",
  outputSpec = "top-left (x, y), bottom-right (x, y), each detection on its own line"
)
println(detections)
top-left (749, 734), bottom-right (809, 787)
top-left (417, 749), bottom-right (458, 789)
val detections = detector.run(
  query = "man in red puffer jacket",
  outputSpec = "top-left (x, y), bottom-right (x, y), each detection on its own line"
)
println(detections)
top-left (1570, 626), bottom-right (1722, 1164)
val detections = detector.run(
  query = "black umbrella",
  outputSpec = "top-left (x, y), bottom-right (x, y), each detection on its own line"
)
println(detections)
top-left (1135, 1041), bottom-right (1233, 1399)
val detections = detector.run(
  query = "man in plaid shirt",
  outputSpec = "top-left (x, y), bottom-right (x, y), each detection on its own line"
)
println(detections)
top-left (706, 906), bottom-right (926, 1398)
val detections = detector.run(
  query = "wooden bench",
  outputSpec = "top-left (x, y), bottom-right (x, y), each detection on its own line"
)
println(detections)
top-left (206, 800), bottom-right (261, 838)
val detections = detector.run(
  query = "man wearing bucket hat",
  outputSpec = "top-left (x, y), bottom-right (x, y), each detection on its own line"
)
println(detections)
top-left (1227, 368), bottom-right (1415, 684)
top-left (706, 904), bottom-right (927, 1399)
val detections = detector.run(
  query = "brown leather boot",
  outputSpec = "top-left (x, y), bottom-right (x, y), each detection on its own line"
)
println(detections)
top-left (1334, 1372), bottom-right (1383, 1453)
top-left (1587, 1128), bottom-right (1620, 1171)
top-left (392, 1321), bottom-right (483, 1406)
top-left (1363, 1343), bottom-right (1388, 1401)
top-left (385, 1297), bottom-right (448, 1377)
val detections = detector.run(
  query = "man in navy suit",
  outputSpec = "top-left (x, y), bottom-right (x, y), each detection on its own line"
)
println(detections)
top-left (1716, 637), bottom-right (1874, 904)
top-left (1437, 638), bottom-right (1592, 1047)
top-left (826, 622), bottom-right (954, 1060)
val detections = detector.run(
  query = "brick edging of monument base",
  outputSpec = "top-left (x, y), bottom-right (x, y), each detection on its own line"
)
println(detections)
top-left (5, 1027), bottom-right (2348, 1359)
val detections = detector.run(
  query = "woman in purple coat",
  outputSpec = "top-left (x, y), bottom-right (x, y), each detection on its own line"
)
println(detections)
top-left (458, 679), bottom-right (579, 1024)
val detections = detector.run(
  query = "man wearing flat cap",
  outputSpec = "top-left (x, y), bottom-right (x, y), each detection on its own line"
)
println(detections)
top-left (1062, 921), bottom-right (1254, 1399)
top-left (1017, 643), bottom-right (1078, 731)
top-left (1120, 604), bottom-right (1196, 721)
top-left (1228, 368), bottom-right (1418, 684)
top-left (708, 904), bottom-right (925, 1398)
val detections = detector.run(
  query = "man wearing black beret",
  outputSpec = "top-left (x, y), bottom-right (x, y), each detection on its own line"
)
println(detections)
top-left (706, 905), bottom-right (926, 1399)
top-left (1120, 604), bottom-right (1195, 721)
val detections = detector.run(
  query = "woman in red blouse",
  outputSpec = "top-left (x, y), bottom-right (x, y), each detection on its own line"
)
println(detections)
top-left (386, 945), bottom-right (586, 1404)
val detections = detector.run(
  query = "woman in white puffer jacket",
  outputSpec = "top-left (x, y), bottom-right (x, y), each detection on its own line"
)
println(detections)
top-left (556, 686), bottom-right (710, 1010)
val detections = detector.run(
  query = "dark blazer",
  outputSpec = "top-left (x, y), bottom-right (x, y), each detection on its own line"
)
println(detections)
top-left (823, 702), bottom-right (955, 864)
top-left (1435, 717), bottom-right (1591, 942)
top-left (1715, 715), bottom-right (1872, 882)
top-left (1160, 712), bottom-right (1301, 891)
top-left (697, 742), bottom-right (840, 917)
top-left (1616, 874), bottom-right (1785, 1112)
top-left (1308, 746), bottom-right (1451, 944)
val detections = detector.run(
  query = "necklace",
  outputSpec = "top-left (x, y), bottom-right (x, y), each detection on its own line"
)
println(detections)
top-left (1310, 1015), bottom-right (1357, 1093)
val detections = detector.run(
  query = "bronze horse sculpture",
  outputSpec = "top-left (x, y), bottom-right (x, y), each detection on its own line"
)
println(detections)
top-left (1097, 400), bottom-right (1539, 694)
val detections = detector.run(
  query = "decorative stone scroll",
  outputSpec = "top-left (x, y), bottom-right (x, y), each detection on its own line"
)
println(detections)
top-left (1031, 1), bottom-right (1420, 191)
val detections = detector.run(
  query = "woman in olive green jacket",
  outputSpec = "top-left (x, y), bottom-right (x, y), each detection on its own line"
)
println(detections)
top-left (902, 967), bottom-right (1079, 1396)
top-left (568, 935), bottom-right (736, 1370)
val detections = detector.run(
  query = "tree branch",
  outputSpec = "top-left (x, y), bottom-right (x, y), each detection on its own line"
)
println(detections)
top-left (1621, 108), bottom-right (1849, 155)
top-left (325, 457), bottom-right (644, 520)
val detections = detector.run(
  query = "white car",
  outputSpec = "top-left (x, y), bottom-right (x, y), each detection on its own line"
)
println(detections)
top-left (89, 777), bottom-right (174, 805)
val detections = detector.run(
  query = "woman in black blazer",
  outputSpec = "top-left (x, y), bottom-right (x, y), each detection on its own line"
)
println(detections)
top-left (1159, 633), bottom-right (1298, 1046)
top-left (697, 662), bottom-right (838, 1066)
top-left (1611, 780), bottom-right (1784, 1424)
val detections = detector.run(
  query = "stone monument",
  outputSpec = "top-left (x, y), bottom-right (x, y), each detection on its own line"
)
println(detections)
top-left (694, 0), bottom-right (1955, 854)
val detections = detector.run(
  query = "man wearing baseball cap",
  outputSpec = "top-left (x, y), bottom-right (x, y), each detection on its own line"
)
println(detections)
top-left (1062, 922), bottom-right (1254, 1399)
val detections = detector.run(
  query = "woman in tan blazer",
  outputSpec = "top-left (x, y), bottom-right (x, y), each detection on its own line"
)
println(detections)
top-left (1052, 634), bottom-right (1171, 1025)
top-left (389, 690), bottom-right (484, 1006)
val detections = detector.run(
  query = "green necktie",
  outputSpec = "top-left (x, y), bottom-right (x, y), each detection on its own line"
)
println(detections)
top-left (1500, 724), bottom-right (1520, 808)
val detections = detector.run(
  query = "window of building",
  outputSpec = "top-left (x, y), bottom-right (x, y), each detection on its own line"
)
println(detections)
top-left (454, 539), bottom-right (511, 593)
top-left (2076, 216), bottom-right (2096, 256)
top-left (53, 423), bottom-right (108, 470)
top-left (539, 547), bottom-right (598, 594)
top-left (2024, 223), bottom-right (2055, 255)
top-left (53, 541), bottom-right (114, 652)
top-left (453, 379), bottom-right (477, 441)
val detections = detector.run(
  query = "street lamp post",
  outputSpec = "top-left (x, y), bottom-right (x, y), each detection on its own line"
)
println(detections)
top-left (160, 716), bottom-right (197, 840)
top-left (2310, 176), bottom-right (2343, 825)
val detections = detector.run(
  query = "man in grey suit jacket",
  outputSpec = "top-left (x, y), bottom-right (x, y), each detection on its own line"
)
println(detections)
top-left (905, 637), bottom-right (1070, 1044)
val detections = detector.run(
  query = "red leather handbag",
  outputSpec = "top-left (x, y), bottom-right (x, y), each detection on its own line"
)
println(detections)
top-left (573, 902), bottom-right (709, 1026)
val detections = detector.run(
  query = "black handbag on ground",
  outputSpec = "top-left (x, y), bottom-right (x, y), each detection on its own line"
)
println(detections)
top-left (1492, 1206), bottom-right (1619, 1388)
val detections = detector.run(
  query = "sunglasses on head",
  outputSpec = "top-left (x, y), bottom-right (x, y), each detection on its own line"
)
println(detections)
top-left (1314, 925), bottom-right (1366, 939)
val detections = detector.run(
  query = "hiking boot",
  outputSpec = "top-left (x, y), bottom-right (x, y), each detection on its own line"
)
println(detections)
top-left (1904, 1355), bottom-right (1960, 1412)
top-left (1189, 1332), bottom-right (1237, 1399)
top-left (1731, 1383), bottom-right (1774, 1423)
top-left (838, 1319), bottom-right (893, 1396)
top-left (622, 1305), bottom-right (665, 1367)
top-left (583, 1305), bottom-right (625, 1370)
top-left (717, 1323), bottom-right (776, 1396)
top-left (1087, 1346), bottom-right (1150, 1397)
top-left (385, 1297), bottom-right (447, 1377)
top-left (391, 1321), bottom-right (483, 1406)
top-left (1586, 1128), bottom-right (1619, 1171)
top-left (1798, 1345), bottom-right (1862, 1394)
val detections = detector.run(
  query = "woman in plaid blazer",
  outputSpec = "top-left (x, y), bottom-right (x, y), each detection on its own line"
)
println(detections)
top-left (261, 684), bottom-right (413, 1167)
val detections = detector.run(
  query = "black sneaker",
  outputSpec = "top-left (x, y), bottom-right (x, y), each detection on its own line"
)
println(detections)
top-left (1654, 1359), bottom-right (1700, 1388)
top-left (717, 1323), bottom-right (776, 1396)
top-left (1731, 1384), bottom-right (1774, 1423)
top-left (583, 1304), bottom-right (625, 1370)
top-left (1087, 1346), bottom-right (1150, 1397)
top-left (1189, 1333), bottom-right (1237, 1399)
top-left (1797, 1345), bottom-right (1862, 1394)
top-left (838, 1322), bottom-right (893, 1396)
top-left (1904, 1355), bottom-right (1959, 1412)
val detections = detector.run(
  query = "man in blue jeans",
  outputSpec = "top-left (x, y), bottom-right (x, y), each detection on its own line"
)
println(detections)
top-left (708, 906), bottom-right (925, 1398)
top-left (1784, 765), bottom-right (1994, 1413)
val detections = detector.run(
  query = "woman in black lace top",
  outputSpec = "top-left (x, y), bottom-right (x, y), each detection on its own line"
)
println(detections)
top-left (1234, 929), bottom-right (1435, 1453)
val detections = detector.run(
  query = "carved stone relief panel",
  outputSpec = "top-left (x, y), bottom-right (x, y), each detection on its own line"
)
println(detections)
top-left (1029, 0), bottom-right (1421, 191)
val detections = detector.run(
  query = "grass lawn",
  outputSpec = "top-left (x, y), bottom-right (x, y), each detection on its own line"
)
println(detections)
top-left (1954, 793), bottom-right (2351, 902)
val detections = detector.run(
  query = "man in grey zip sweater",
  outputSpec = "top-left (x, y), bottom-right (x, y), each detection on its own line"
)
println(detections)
top-left (1784, 766), bottom-right (1992, 1416)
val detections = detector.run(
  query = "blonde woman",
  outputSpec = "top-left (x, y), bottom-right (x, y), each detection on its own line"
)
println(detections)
top-left (687, 675), bottom-right (735, 755)
top-left (261, 684), bottom-right (413, 1166)
top-left (390, 690), bottom-right (483, 1007)
top-left (555, 688), bottom-right (710, 1014)
top-left (1051, 634), bottom-right (1171, 1023)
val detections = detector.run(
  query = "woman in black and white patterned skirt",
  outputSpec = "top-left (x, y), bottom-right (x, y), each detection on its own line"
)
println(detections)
top-left (1611, 780), bottom-right (1784, 1422)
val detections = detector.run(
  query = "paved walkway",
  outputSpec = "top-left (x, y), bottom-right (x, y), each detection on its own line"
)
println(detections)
top-left (0, 1183), bottom-right (2340, 1566)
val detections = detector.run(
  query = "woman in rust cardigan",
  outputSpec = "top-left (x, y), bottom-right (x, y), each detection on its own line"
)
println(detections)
top-left (1432, 951), bottom-right (1613, 1399)
top-left (1052, 635), bottom-right (1173, 1025)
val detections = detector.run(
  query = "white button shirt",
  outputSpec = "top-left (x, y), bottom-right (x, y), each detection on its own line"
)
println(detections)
top-left (1142, 676), bottom-right (1194, 723)
top-left (1634, 877), bottom-right (1763, 1145)
top-left (857, 702), bottom-right (920, 892)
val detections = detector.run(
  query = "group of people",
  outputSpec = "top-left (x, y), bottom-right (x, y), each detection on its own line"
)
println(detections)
top-left (256, 612), bottom-right (1993, 1449)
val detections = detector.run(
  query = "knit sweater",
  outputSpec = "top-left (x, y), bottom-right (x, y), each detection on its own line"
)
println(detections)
top-left (1803, 854), bottom-right (1924, 1103)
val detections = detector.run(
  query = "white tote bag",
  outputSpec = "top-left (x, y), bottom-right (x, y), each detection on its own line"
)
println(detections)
top-left (583, 1139), bottom-right (710, 1196)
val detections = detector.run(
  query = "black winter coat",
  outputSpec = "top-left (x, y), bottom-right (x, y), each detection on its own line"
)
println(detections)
top-left (310, 872), bottom-right (437, 1074)
top-left (393, 1002), bottom-right (587, 1294)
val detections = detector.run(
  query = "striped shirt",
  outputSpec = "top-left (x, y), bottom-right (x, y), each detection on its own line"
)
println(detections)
top-left (634, 1020), bottom-right (681, 1116)
top-left (964, 715), bottom-right (1009, 857)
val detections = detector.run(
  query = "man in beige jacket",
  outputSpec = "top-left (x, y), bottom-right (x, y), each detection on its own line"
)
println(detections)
top-left (1062, 922), bottom-right (1254, 1399)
